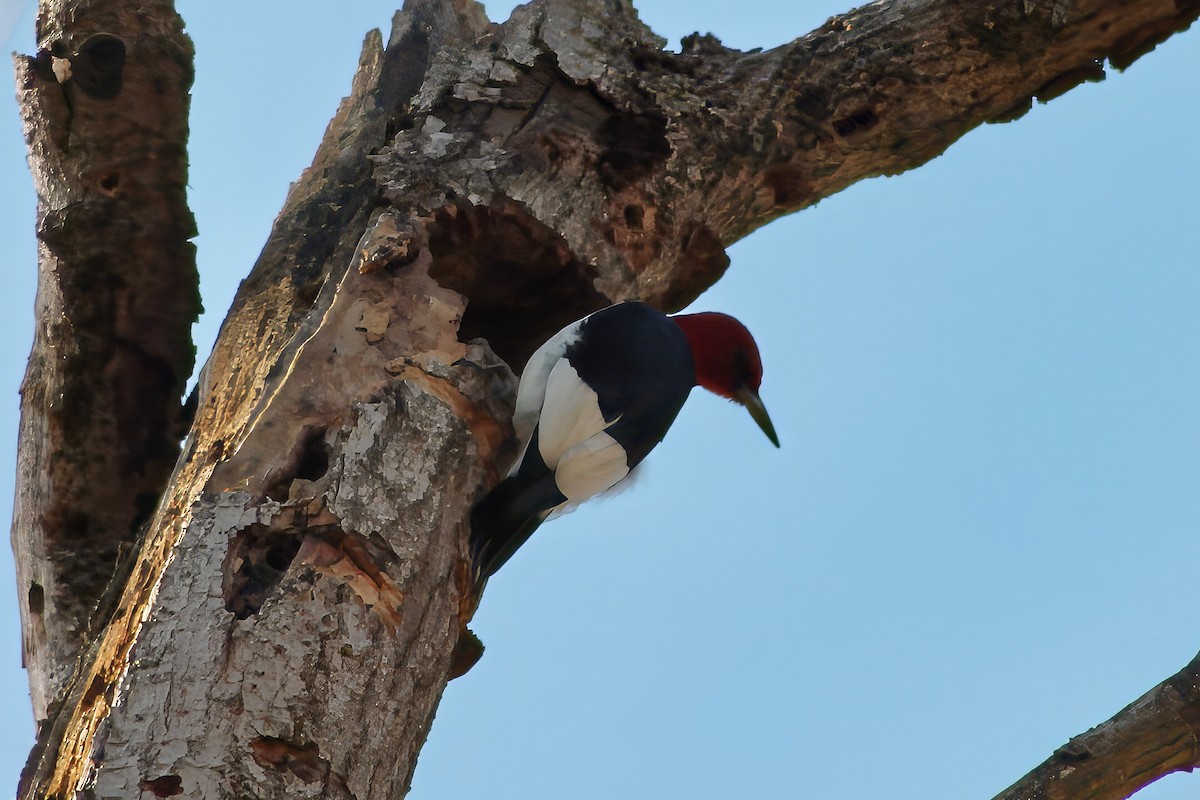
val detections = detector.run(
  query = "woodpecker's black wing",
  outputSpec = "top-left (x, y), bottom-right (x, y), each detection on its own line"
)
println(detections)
top-left (563, 302), bottom-right (694, 467)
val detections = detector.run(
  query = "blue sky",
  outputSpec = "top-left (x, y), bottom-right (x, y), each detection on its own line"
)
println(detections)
top-left (2, 1), bottom-right (1198, 798)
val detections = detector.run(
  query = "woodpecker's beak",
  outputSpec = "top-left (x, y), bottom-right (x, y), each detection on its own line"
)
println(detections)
top-left (734, 386), bottom-right (780, 448)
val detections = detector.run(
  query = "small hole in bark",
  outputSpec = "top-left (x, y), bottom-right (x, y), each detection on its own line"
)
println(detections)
top-left (224, 525), bottom-right (302, 619)
top-left (596, 111), bottom-right (671, 189)
top-left (98, 173), bottom-right (119, 194)
top-left (832, 108), bottom-right (879, 137)
top-left (28, 583), bottom-right (45, 613)
top-left (82, 674), bottom-right (107, 708)
top-left (249, 737), bottom-right (330, 783)
top-left (793, 88), bottom-right (832, 121)
top-left (263, 427), bottom-right (329, 501)
top-left (294, 430), bottom-right (330, 482)
top-left (71, 33), bottom-right (126, 99)
top-left (623, 204), bottom-right (644, 229)
top-left (140, 775), bottom-right (183, 797)
top-left (762, 165), bottom-right (811, 207)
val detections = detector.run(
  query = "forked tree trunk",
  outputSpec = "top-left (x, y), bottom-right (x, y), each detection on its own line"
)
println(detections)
top-left (12, 0), bottom-right (1200, 797)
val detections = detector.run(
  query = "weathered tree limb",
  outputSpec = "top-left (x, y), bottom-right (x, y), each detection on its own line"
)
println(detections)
top-left (11, 0), bottom-right (199, 718)
top-left (12, 0), bottom-right (1200, 798)
top-left (994, 651), bottom-right (1200, 800)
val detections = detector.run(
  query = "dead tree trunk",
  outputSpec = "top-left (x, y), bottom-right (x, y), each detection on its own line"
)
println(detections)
top-left (11, 0), bottom-right (199, 721)
top-left (12, 0), bottom-right (1200, 797)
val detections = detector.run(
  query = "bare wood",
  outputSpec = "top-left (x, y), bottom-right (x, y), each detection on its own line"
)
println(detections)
top-left (12, 0), bottom-right (199, 718)
top-left (994, 651), bottom-right (1200, 800)
top-left (12, 0), bottom-right (1200, 798)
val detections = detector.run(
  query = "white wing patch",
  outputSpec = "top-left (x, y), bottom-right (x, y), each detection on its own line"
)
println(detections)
top-left (554, 431), bottom-right (630, 501)
top-left (537, 358), bottom-right (611, 467)
top-left (512, 319), bottom-right (585, 444)
top-left (546, 462), bottom-right (642, 521)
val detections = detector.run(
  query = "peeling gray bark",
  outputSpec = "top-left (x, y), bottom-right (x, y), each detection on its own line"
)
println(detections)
top-left (12, 0), bottom-right (1200, 798)
top-left (96, 300), bottom-right (510, 800)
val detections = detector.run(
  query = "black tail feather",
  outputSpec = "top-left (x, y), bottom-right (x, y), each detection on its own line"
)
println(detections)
top-left (470, 472), bottom-right (564, 586)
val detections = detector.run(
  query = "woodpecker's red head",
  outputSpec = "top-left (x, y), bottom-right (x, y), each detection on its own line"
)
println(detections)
top-left (672, 312), bottom-right (780, 447)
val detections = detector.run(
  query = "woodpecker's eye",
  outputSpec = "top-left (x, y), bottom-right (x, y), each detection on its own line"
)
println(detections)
top-left (733, 350), bottom-right (753, 386)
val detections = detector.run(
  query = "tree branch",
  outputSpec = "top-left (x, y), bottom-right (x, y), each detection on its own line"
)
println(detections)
top-left (670, 0), bottom-right (1200, 249)
top-left (12, 0), bottom-right (199, 718)
top-left (995, 651), bottom-right (1200, 800)
top-left (436, 0), bottom-right (1200, 313)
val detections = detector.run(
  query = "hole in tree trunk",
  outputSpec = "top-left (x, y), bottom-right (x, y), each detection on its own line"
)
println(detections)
top-left (223, 525), bottom-right (302, 619)
top-left (426, 195), bottom-right (610, 371)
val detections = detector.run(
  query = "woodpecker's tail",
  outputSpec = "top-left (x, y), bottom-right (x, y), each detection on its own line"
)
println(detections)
top-left (470, 473), bottom-right (563, 586)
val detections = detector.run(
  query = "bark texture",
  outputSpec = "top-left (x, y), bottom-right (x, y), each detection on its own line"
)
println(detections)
top-left (12, 0), bottom-right (199, 718)
top-left (12, 0), bottom-right (1200, 798)
top-left (994, 651), bottom-right (1200, 800)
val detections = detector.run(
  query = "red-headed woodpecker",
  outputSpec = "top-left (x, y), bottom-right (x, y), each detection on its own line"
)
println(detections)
top-left (471, 301), bottom-right (778, 582)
